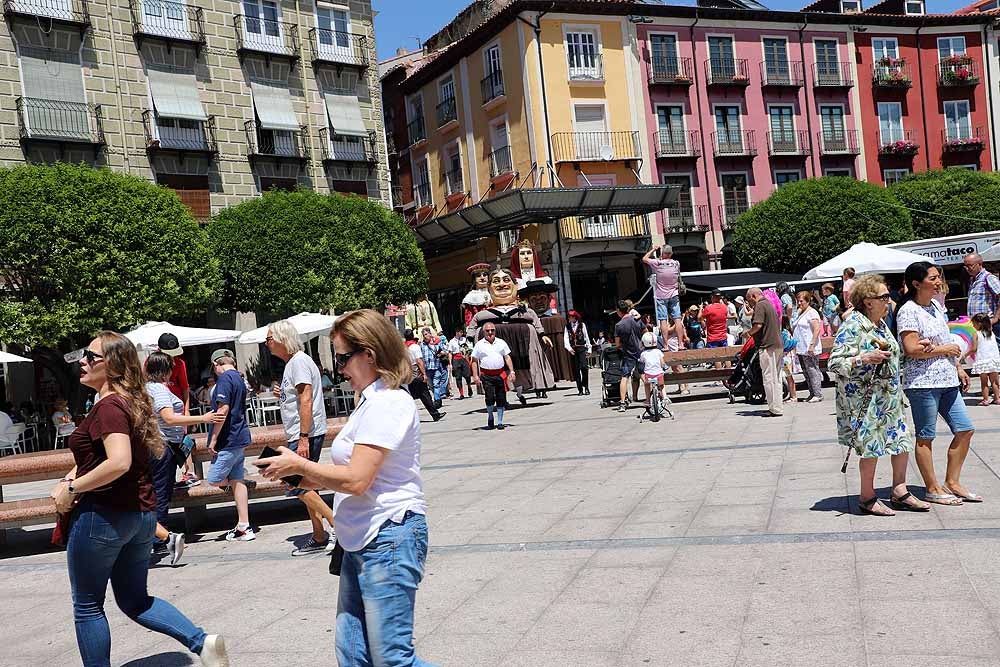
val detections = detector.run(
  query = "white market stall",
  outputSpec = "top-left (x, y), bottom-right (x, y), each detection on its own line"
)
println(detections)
top-left (123, 321), bottom-right (242, 351)
top-left (237, 312), bottom-right (337, 345)
top-left (802, 242), bottom-right (933, 280)
top-left (0, 351), bottom-right (34, 363)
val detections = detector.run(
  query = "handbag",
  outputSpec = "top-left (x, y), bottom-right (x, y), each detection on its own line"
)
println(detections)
top-left (328, 540), bottom-right (345, 576)
top-left (168, 435), bottom-right (196, 467)
top-left (677, 272), bottom-right (687, 297)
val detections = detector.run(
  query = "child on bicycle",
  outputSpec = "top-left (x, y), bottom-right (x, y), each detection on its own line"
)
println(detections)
top-left (639, 332), bottom-right (666, 408)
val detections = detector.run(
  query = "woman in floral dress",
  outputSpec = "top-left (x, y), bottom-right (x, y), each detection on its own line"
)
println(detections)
top-left (829, 274), bottom-right (930, 516)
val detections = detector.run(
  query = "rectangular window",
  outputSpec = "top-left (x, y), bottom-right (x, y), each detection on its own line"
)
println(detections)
top-left (444, 145), bottom-right (463, 194)
top-left (841, 0), bottom-right (861, 11)
top-left (156, 173), bottom-right (210, 220)
top-left (574, 104), bottom-right (606, 159)
top-left (775, 171), bottom-right (800, 187)
top-left (769, 106), bottom-right (795, 151)
top-left (657, 105), bottom-right (685, 151)
top-left (489, 120), bottom-right (512, 177)
top-left (567, 31), bottom-right (600, 79)
top-left (708, 36), bottom-right (735, 79)
top-left (18, 46), bottom-right (89, 140)
top-left (243, 0), bottom-right (279, 41)
top-left (715, 106), bottom-right (741, 151)
top-left (905, 0), bottom-right (924, 14)
top-left (662, 174), bottom-right (694, 227)
top-left (763, 38), bottom-right (789, 81)
top-left (721, 173), bottom-right (749, 218)
top-left (316, 3), bottom-right (349, 47)
top-left (413, 158), bottom-right (431, 206)
top-left (437, 74), bottom-right (456, 126)
top-left (485, 44), bottom-right (501, 76)
top-left (944, 100), bottom-right (972, 139)
top-left (815, 39), bottom-right (840, 83)
top-left (877, 102), bottom-right (903, 143)
top-left (825, 168), bottom-right (852, 177)
top-left (650, 34), bottom-right (678, 74)
top-left (872, 38), bottom-right (898, 60)
top-left (331, 180), bottom-right (368, 197)
top-left (938, 36), bottom-right (966, 59)
top-left (883, 168), bottom-right (910, 185)
top-left (259, 176), bottom-right (297, 192)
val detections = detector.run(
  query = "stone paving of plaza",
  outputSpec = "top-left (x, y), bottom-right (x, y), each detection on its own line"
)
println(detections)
top-left (4, 380), bottom-right (1000, 666)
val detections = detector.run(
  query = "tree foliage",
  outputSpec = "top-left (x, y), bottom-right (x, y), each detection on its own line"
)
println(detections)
top-left (208, 189), bottom-right (428, 313)
top-left (888, 168), bottom-right (1000, 239)
top-left (0, 163), bottom-right (221, 348)
top-left (732, 177), bottom-right (914, 275)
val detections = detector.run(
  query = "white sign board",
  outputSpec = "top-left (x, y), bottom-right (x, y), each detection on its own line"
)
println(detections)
top-left (886, 231), bottom-right (1000, 266)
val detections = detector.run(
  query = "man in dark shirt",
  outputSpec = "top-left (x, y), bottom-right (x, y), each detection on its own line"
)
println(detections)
top-left (206, 349), bottom-right (255, 541)
top-left (745, 288), bottom-right (784, 417)
top-left (614, 300), bottom-right (645, 413)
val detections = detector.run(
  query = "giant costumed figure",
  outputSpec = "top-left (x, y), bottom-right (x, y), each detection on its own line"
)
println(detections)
top-left (461, 262), bottom-right (492, 333)
top-left (519, 279), bottom-right (573, 386)
top-left (509, 240), bottom-right (558, 315)
top-left (405, 294), bottom-right (442, 334)
top-left (470, 268), bottom-right (555, 405)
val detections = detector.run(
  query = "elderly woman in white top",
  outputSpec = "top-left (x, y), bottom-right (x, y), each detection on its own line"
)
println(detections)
top-left (255, 309), bottom-right (437, 666)
top-left (793, 290), bottom-right (824, 402)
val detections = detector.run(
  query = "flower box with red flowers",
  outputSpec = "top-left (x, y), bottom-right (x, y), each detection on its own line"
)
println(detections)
top-left (943, 136), bottom-right (984, 152)
top-left (878, 140), bottom-right (918, 156)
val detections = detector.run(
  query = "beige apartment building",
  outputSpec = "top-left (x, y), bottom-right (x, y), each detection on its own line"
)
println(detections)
top-left (0, 0), bottom-right (389, 218)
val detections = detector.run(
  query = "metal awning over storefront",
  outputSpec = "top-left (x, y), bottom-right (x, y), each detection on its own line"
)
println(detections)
top-left (410, 185), bottom-right (679, 251)
top-left (682, 269), bottom-right (826, 296)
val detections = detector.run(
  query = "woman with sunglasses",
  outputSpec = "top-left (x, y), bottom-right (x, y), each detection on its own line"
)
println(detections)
top-left (829, 275), bottom-right (930, 516)
top-left (255, 310), bottom-right (436, 666)
top-left (52, 333), bottom-right (228, 666)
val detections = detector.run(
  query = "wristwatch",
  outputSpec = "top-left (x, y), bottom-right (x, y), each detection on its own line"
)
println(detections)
top-left (68, 483), bottom-right (77, 494)
top-left (299, 432), bottom-right (309, 438)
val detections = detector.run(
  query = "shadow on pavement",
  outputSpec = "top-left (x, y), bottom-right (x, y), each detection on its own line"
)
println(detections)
top-left (121, 651), bottom-right (194, 666)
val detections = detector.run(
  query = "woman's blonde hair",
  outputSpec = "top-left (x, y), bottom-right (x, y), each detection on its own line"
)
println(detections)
top-left (269, 319), bottom-right (304, 355)
top-left (332, 309), bottom-right (411, 389)
top-left (850, 274), bottom-right (887, 320)
top-left (98, 331), bottom-right (164, 458)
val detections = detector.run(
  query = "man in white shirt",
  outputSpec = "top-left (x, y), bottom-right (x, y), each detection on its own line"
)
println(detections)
top-left (447, 326), bottom-right (474, 399)
top-left (470, 323), bottom-right (516, 430)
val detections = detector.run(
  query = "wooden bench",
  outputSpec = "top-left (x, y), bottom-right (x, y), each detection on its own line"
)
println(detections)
top-left (659, 338), bottom-right (835, 389)
top-left (0, 418), bottom-right (346, 540)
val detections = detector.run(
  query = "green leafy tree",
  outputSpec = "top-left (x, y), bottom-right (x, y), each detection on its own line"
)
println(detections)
top-left (0, 163), bottom-right (221, 348)
top-left (208, 189), bottom-right (428, 313)
top-left (889, 168), bottom-right (1000, 239)
top-left (732, 177), bottom-right (914, 275)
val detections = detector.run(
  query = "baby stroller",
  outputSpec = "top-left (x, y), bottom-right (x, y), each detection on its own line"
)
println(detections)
top-left (599, 347), bottom-right (624, 408)
top-left (725, 338), bottom-right (789, 405)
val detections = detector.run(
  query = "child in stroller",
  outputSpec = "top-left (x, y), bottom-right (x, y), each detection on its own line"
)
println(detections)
top-left (725, 338), bottom-right (789, 405)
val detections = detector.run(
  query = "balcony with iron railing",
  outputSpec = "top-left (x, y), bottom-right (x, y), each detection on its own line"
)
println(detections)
top-left (488, 145), bottom-right (513, 178)
top-left (877, 129), bottom-right (918, 157)
top-left (551, 131), bottom-right (640, 162)
top-left (649, 56), bottom-right (693, 86)
top-left (705, 58), bottom-right (750, 86)
top-left (654, 129), bottom-right (700, 158)
top-left (308, 29), bottom-right (367, 68)
top-left (817, 129), bottom-right (860, 155)
top-left (760, 60), bottom-right (804, 87)
top-left (938, 55), bottom-right (979, 87)
top-left (142, 110), bottom-right (216, 155)
top-left (767, 129), bottom-right (809, 156)
top-left (16, 97), bottom-right (105, 147)
top-left (665, 203), bottom-right (698, 232)
top-left (568, 53), bottom-right (603, 81)
top-left (813, 62), bottom-right (853, 88)
top-left (444, 167), bottom-right (464, 195)
top-left (712, 129), bottom-right (757, 157)
top-left (412, 180), bottom-right (431, 208)
top-left (480, 70), bottom-right (504, 106)
top-left (436, 96), bottom-right (457, 128)
top-left (719, 200), bottom-right (750, 229)
top-left (129, 0), bottom-right (204, 50)
top-left (244, 120), bottom-right (308, 163)
top-left (234, 14), bottom-right (299, 62)
top-left (407, 116), bottom-right (426, 146)
top-left (319, 128), bottom-right (376, 164)
top-left (561, 213), bottom-right (649, 241)
top-left (3, 0), bottom-right (89, 30)
top-left (942, 126), bottom-right (985, 153)
top-left (872, 59), bottom-right (912, 89)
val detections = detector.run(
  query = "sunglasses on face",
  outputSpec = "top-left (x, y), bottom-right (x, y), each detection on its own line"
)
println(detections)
top-left (335, 349), bottom-right (360, 369)
top-left (869, 294), bottom-right (892, 302)
top-left (64, 349), bottom-right (104, 364)
top-left (265, 336), bottom-right (274, 343)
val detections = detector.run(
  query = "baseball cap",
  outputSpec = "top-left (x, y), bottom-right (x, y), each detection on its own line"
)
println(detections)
top-left (641, 332), bottom-right (657, 348)
top-left (157, 332), bottom-right (183, 357)
top-left (712, 289), bottom-right (723, 297)
top-left (211, 348), bottom-right (235, 365)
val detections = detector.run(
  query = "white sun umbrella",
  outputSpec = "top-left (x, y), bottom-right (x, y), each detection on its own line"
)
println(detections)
top-left (123, 321), bottom-right (242, 351)
top-left (237, 312), bottom-right (337, 345)
top-left (0, 351), bottom-right (33, 363)
top-left (803, 242), bottom-right (933, 280)
top-left (980, 242), bottom-right (1000, 262)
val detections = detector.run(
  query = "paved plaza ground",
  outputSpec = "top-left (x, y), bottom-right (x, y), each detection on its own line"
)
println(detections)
top-left (4, 380), bottom-right (1000, 666)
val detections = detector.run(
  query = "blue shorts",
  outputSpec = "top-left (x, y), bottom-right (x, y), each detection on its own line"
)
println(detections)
top-left (206, 448), bottom-right (246, 484)
top-left (621, 355), bottom-right (640, 377)
top-left (904, 386), bottom-right (974, 440)
top-left (655, 296), bottom-right (681, 322)
top-left (285, 434), bottom-right (325, 497)
top-left (706, 340), bottom-right (728, 349)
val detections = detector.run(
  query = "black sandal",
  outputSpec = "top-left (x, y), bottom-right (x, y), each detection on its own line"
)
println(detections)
top-left (889, 492), bottom-right (931, 512)
top-left (858, 496), bottom-right (893, 516)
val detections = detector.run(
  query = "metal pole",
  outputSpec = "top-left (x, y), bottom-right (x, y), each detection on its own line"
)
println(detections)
top-left (554, 217), bottom-right (568, 313)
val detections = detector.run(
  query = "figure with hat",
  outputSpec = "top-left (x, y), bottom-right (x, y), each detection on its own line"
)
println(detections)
top-left (520, 278), bottom-right (573, 388)
top-left (405, 294), bottom-right (442, 334)
top-left (462, 262), bottom-right (493, 332)
top-left (158, 332), bottom-right (200, 489)
top-left (470, 268), bottom-right (555, 405)
top-left (564, 310), bottom-right (592, 395)
top-left (510, 239), bottom-right (557, 313)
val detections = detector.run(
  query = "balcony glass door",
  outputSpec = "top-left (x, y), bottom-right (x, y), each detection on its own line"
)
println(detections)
top-left (715, 106), bottom-right (741, 153)
top-left (763, 38), bottom-right (789, 83)
top-left (244, 0), bottom-right (281, 50)
top-left (938, 36), bottom-right (966, 59)
top-left (944, 100), bottom-right (971, 140)
top-left (657, 105), bottom-right (684, 154)
top-left (580, 175), bottom-right (616, 238)
top-left (567, 32), bottom-right (599, 79)
top-left (662, 174), bottom-right (693, 228)
top-left (769, 106), bottom-right (795, 151)
top-left (142, 0), bottom-right (188, 38)
top-left (574, 104), bottom-right (606, 159)
top-left (316, 3), bottom-right (350, 61)
top-left (708, 36), bottom-right (735, 80)
top-left (877, 102), bottom-right (903, 144)
top-left (650, 34), bottom-right (678, 77)
top-left (721, 173), bottom-right (749, 220)
top-left (157, 117), bottom-right (202, 149)
top-left (820, 105), bottom-right (846, 150)
top-left (815, 39), bottom-right (840, 84)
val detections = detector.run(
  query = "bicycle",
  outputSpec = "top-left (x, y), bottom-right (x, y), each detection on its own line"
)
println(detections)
top-left (639, 379), bottom-right (674, 423)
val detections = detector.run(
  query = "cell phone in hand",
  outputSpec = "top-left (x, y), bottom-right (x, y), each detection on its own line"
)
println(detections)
top-left (256, 446), bottom-right (303, 488)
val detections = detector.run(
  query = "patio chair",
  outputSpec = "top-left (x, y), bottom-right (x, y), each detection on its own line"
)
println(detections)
top-left (0, 430), bottom-right (23, 456)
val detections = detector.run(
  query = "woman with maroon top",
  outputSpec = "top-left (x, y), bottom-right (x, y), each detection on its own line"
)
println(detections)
top-left (52, 332), bottom-right (229, 667)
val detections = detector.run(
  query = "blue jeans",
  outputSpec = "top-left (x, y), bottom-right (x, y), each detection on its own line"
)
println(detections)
top-left (336, 511), bottom-right (438, 667)
top-left (150, 445), bottom-right (177, 529)
top-left (427, 367), bottom-right (448, 401)
top-left (68, 501), bottom-right (207, 666)
top-left (904, 386), bottom-right (974, 440)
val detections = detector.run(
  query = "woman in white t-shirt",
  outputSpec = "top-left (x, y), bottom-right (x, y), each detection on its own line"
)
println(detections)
top-left (793, 291), bottom-right (824, 402)
top-left (254, 310), bottom-right (435, 666)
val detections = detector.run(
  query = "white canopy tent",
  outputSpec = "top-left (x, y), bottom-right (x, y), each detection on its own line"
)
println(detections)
top-left (803, 242), bottom-right (933, 280)
top-left (980, 242), bottom-right (1000, 262)
top-left (0, 351), bottom-right (33, 363)
top-left (237, 313), bottom-right (337, 345)
top-left (124, 321), bottom-right (242, 351)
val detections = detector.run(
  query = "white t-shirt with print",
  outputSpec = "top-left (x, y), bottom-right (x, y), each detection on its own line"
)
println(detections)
top-left (896, 300), bottom-right (959, 390)
top-left (329, 378), bottom-right (427, 552)
top-left (279, 351), bottom-right (327, 441)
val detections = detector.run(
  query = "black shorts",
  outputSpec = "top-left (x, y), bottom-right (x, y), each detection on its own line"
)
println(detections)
top-left (452, 357), bottom-right (471, 379)
top-left (480, 373), bottom-right (507, 408)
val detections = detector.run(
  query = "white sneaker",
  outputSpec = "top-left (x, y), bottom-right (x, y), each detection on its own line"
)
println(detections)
top-left (224, 526), bottom-right (256, 541)
top-left (166, 532), bottom-right (185, 567)
top-left (807, 396), bottom-right (823, 403)
top-left (325, 531), bottom-right (337, 554)
top-left (200, 634), bottom-right (230, 667)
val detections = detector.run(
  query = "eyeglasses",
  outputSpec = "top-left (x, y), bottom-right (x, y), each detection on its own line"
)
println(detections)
top-left (335, 349), bottom-right (360, 369)
top-left (64, 349), bottom-right (104, 364)
top-left (869, 294), bottom-right (892, 302)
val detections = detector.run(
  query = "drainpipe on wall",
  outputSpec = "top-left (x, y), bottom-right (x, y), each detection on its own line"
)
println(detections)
top-left (983, 23), bottom-right (998, 171)
top-left (689, 10), bottom-right (718, 269)
top-left (915, 20), bottom-right (931, 172)
top-left (798, 18), bottom-right (816, 179)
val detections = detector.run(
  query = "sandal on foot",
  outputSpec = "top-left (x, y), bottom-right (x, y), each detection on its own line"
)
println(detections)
top-left (979, 399), bottom-right (991, 407)
top-left (944, 486), bottom-right (984, 503)
top-left (858, 497), bottom-right (894, 516)
top-left (924, 492), bottom-right (963, 506)
top-left (889, 492), bottom-right (931, 512)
